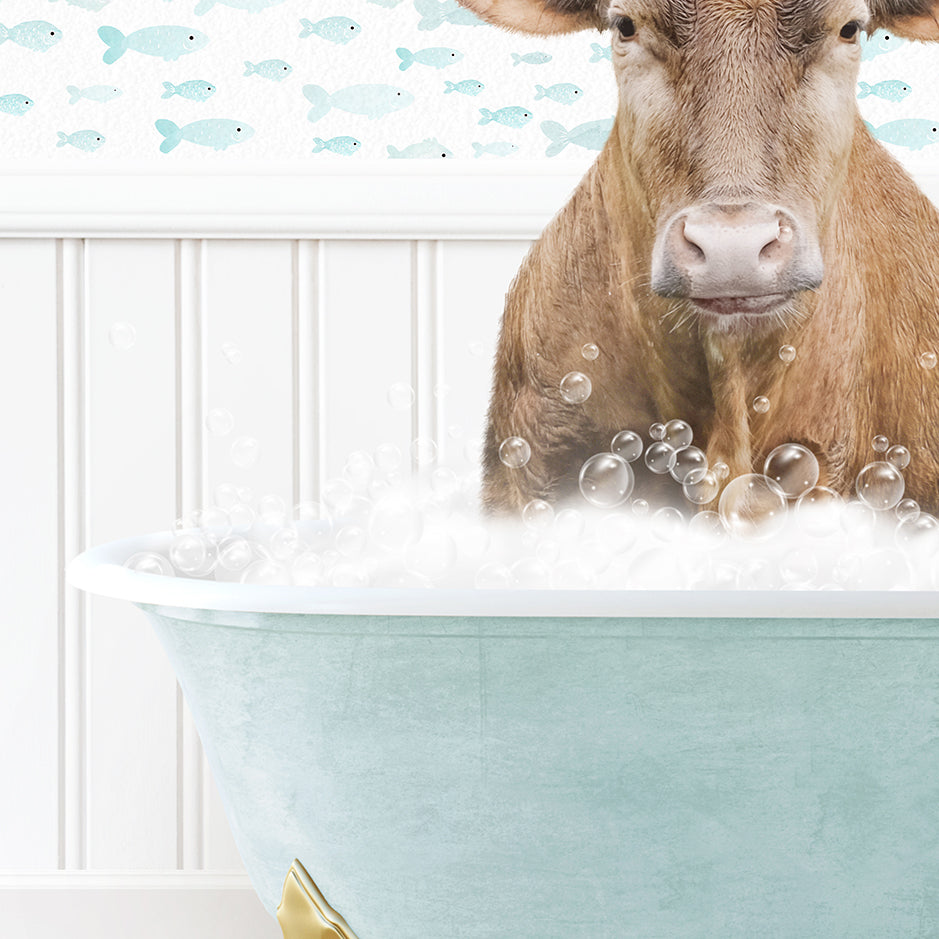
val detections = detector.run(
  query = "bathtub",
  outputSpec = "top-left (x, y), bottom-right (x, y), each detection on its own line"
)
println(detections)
top-left (70, 530), bottom-right (939, 938)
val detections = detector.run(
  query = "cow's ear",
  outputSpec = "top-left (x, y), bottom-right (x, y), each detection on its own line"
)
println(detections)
top-left (868, 0), bottom-right (939, 39)
top-left (455, 0), bottom-right (604, 35)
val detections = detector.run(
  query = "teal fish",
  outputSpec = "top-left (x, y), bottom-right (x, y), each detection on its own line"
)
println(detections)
top-left (860, 30), bottom-right (902, 60)
top-left (98, 25), bottom-right (208, 63)
top-left (0, 21), bottom-right (63, 52)
top-left (302, 84), bottom-right (413, 121)
top-left (387, 137), bottom-right (452, 158)
top-left (0, 94), bottom-right (34, 116)
top-left (511, 51), bottom-right (551, 66)
top-left (589, 42), bottom-right (612, 62)
top-left (479, 106), bottom-right (532, 128)
top-left (535, 83), bottom-right (584, 104)
top-left (50, 0), bottom-right (110, 10)
top-left (414, 0), bottom-right (482, 30)
top-left (194, 0), bottom-right (285, 14)
top-left (871, 119), bottom-right (939, 150)
top-left (541, 117), bottom-right (613, 156)
top-left (155, 117), bottom-right (253, 152)
top-left (396, 46), bottom-right (462, 70)
top-left (857, 80), bottom-right (911, 102)
top-left (244, 59), bottom-right (291, 81)
top-left (299, 17), bottom-right (360, 43)
top-left (68, 84), bottom-right (122, 104)
top-left (472, 141), bottom-right (518, 157)
top-left (57, 129), bottom-right (105, 151)
top-left (445, 79), bottom-right (484, 95)
top-left (312, 135), bottom-right (361, 155)
top-left (162, 79), bottom-right (215, 101)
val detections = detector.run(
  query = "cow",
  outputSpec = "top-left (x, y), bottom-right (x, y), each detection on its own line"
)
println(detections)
top-left (455, 0), bottom-right (939, 516)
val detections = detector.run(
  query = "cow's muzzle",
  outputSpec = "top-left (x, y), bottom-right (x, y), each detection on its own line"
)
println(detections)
top-left (650, 203), bottom-right (824, 314)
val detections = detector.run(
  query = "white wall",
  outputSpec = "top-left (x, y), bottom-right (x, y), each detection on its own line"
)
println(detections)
top-left (2, 160), bottom-right (938, 938)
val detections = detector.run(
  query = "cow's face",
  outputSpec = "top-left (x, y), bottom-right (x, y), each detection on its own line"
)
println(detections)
top-left (613, 0), bottom-right (864, 330)
top-left (457, 0), bottom-right (939, 331)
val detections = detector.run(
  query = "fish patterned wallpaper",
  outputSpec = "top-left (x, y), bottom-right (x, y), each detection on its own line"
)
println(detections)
top-left (0, 0), bottom-right (938, 166)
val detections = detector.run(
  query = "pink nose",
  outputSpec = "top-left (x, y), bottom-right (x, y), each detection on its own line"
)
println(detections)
top-left (651, 203), bottom-right (823, 299)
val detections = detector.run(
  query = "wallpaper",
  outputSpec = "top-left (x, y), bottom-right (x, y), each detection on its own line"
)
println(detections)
top-left (0, 0), bottom-right (937, 165)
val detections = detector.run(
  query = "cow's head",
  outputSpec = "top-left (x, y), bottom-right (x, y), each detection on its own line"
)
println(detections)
top-left (458, 0), bottom-right (939, 332)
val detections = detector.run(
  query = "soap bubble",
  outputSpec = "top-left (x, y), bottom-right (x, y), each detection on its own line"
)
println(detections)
top-left (292, 552), bottom-right (324, 586)
top-left (169, 532), bottom-right (209, 574)
top-left (269, 526), bottom-right (302, 561)
top-left (663, 419), bottom-right (694, 450)
top-left (125, 551), bottom-right (173, 576)
top-left (411, 437), bottom-right (438, 467)
top-left (611, 430), bottom-right (642, 462)
top-left (387, 382), bottom-right (415, 411)
top-left (763, 444), bottom-right (819, 499)
top-left (644, 441), bottom-right (677, 475)
top-left (335, 525), bottom-right (366, 558)
top-left (855, 461), bottom-right (905, 510)
top-left (511, 557), bottom-right (551, 588)
top-left (560, 371), bottom-right (592, 404)
top-left (241, 559), bottom-right (289, 585)
top-left (554, 508), bottom-right (585, 540)
top-left (687, 510), bottom-right (725, 542)
top-left (649, 422), bottom-right (665, 440)
top-left (217, 537), bottom-right (253, 572)
top-left (578, 452), bottom-right (634, 507)
top-left (374, 443), bottom-right (402, 474)
top-left (343, 450), bottom-right (375, 488)
top-left (895, 512), bottom-right (939, 555)
top-left (778, 345), bottom-right (796, 363)
top-left (108, 322), bottom-right (136, 350)
top-left (920, 351), bottom-right (937, 370)
top-left (872, 435), bottom-right (889, 452)
top-left (522, 499), bottom-right (554, 531)
top-left (447, 424), bottom-right (462, 439)
top-left (886, 445), bottom-right (911, 470)
top-left (228, 503), bottom-right (256, 533)
top-left (469, 340), bottom-right (487, 357)
top-left (712, 461), bottom-right (730, 481)
top-left (780, 549), bottom-right (818, 585)
top-left (841, 499), bottom-right (877, 537)
top-left (221, 341), bottom-right (242, 365)
top-left (231, 436), bottom-right (260, 468)
top-left (214, 483), bottom-right (241, 510)
top-left (718, 474), bottom-right (787, 540)
top-left (322, 478), bottom-right (355, 516)
top-left (683, 470), bottom-right (720, 505)
top-left (369, 496), bottom-right (423, 551)
top-left (430, 467), bottom-right (459, 500)
top-left (670, 446), bottom-right (707, 485)
top-left (632, 499), bottom-right (649, 516)
top-left (796, 486), bottom-right (844, 537)
top-left (581, 342), bottom-right (599, 360)
top-left (475, 562), bottom-right (512, 589)
top-left (752, 395), bottom-right (770, 414)
top-left (651, 506), bottom-right (685, 542)
top-left (896, 498), bottom-right (920, 522)
top-left (499, 436), bottom-right (531, 469)
top-left (205, 408), bottom-right (234, 437)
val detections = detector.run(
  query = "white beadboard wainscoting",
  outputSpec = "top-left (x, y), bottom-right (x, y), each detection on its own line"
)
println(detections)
top-left (1, 161), bottom-right (937, 939)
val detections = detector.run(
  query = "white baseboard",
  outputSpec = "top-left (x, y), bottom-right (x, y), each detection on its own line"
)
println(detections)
top-left (0, 873), bottom-right (281, 939)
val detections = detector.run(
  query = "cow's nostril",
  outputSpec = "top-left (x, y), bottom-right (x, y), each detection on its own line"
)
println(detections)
top-left (679, 220), bottom-right (707, 263)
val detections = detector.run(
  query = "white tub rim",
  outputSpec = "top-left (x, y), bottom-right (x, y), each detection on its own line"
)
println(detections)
top-left (67, 530), bottom-right (939, 619)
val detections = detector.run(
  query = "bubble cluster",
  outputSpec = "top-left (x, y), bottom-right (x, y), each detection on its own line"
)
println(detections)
top-left (125, 417), bottom-right (939, 592)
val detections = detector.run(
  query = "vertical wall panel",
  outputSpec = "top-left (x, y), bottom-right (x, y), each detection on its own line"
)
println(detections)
top-left (0, 240), bottom-right (60, 869)
top-left (202, 240), bottom-right (294, 509)
top-left (320, 240), bottom-right (414, 482)
top-left (436, 241), bottom-right (532, 473)
top-left (84, 240), bottom-right (179, 869)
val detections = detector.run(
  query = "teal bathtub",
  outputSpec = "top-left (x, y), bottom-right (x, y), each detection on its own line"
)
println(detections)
top-left (70, 533), bottom-right (939, 938)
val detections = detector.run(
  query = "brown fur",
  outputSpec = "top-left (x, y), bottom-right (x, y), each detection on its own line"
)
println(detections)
top-left (465, 0), bottom-right (939, 514)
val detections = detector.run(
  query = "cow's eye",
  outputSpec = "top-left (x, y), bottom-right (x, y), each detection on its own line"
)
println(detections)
top-left (612, 15), bottom-right (637, 39)
top-left (839, 20), bottom-right (861, 40)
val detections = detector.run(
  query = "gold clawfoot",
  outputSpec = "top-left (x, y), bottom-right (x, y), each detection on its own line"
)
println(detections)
top-left (277, 859), bottom-right (361, 939)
